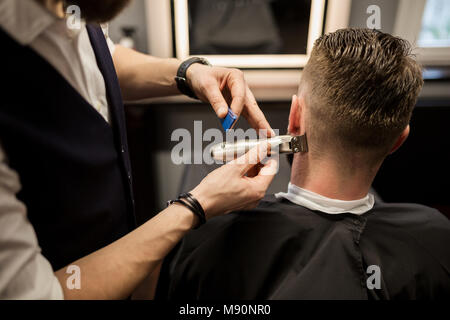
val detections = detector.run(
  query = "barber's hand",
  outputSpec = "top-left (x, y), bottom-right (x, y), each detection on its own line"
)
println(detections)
top-left (190, 142), bottom-right (278, 219)
top-left (187, 64), bottom-right (275, 136)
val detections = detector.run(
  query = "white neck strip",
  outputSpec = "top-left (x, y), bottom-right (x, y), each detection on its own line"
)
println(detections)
top-left (275, 183), bottom-right (375, 215)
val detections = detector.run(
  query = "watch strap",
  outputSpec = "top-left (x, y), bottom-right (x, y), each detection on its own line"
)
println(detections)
top-left (175, 57), bottom-right (211, 99)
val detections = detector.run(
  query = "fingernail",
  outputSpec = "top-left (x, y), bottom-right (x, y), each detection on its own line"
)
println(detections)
top-left (219, 107), bottom-right (228, 117)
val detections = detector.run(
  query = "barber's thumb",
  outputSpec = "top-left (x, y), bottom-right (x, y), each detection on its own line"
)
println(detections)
top-left (249, 158), bottom-right (277, 191)
top-left (259, 158), bottom-right (279, 177)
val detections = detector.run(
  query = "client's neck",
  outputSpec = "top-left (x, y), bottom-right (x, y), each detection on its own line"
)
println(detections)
top-left (290, 153), bottom-right (380, 201)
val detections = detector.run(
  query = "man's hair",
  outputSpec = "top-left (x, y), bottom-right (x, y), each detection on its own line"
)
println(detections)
top-left (301, 28), bottom-right (423, 163)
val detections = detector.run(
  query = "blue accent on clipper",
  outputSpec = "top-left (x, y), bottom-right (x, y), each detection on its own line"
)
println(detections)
top-left (220, 108), bottom-right (238, 131)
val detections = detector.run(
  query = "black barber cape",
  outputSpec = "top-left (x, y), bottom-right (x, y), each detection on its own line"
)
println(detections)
top-left (0, 25), bottom-right (136, 270)
top-left (157, 196), bottom-right (450, 300)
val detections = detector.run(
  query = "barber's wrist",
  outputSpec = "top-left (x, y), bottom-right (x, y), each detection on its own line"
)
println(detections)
top-left (170, 202), bottom-right (200, 229)
top-left (176, 57), bottom-right (211, 99)
top-left (167, 191), bottom-right (208, 229)
top-left (189, 188), bottom-right (212, 220)
top-left (185, 63), bottom-right (203, 90)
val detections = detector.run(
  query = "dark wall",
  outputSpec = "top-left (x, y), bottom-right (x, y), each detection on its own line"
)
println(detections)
top-left (373, 101), bottom-right (450, 217)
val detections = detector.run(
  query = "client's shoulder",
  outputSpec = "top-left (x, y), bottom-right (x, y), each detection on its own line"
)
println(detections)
top-left (216, 194), bottom-right (321, 226)
top-left (367, 202), bottom-right (450, 242)
top-left (366, 201), bottom-right (450, 270)
top-left (369, 201), bottom-right (449, 227)
top-left (177, 194), bottom-right (319, 252)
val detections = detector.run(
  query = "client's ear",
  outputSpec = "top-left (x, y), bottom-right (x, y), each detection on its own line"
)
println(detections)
top-left (288, 95), bottom-right (301, 135)
top-left (390, 125), bottom-right (410, 154)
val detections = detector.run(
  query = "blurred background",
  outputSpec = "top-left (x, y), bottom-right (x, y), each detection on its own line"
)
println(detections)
top-left (107, 0), bottom-right (450, 224)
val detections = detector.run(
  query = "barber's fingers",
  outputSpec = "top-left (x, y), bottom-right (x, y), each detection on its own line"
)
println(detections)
top-left (200, 69), bottom-right (246, 119)
top-left (239, 159), bottom-right (278, 207)
top-left (230, 142), bottom-right (271, 176)
top-left (242, 87), bottom-right (275, 137)
top-left (246, 162), bottom-right (264, 178)
top-left (250, 159), bottom-right (278, 190)
top-left (201, 80), bottom-right (230, 118)
top-left (225, 69), bottom-right (246, 118)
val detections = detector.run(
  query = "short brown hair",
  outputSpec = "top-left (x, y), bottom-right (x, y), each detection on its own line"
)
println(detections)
top-left (301, 28), bottom-right (423, 162)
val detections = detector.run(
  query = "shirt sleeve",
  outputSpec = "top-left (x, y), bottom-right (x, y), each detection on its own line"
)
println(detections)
top-left (0, 143), bottom-right (64, 300)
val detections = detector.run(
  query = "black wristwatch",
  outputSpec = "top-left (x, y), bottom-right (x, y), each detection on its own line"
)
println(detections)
top-left (175, 57), bottom-right (211, 99)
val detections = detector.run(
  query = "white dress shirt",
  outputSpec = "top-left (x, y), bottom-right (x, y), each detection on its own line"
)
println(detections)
top-left (0, 0), bottom-right (115, 299)
top-left (275, 182), bottom-right (375, 215)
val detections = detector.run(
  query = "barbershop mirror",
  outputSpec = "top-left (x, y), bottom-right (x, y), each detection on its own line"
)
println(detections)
top-left (188, 0), bottom-right (311, 55)
top-left (173, 0), bottom-right (326, 68)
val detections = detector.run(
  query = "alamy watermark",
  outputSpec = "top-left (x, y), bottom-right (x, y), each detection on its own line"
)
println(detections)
top-left (66, 265), bottom-right (81, 290)
top-left (66, 5), bottom-right (81, 30)
top-left (170, 123), bottom-right (280, 174)
top-left (366, 265), bottom-right (381, 290)
top-left (367, 5), bottom-right (381, 30)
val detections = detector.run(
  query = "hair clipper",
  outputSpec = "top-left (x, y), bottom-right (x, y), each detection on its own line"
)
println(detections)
top-left (210, 134), bottom-right (308, 161)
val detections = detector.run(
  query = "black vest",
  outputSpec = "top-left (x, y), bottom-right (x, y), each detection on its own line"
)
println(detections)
top-left (0, 25), bottom-right (136, 270)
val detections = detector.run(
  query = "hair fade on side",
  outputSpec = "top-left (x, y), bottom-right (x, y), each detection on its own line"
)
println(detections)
top-left (301, 28), bottom-right (424, 160)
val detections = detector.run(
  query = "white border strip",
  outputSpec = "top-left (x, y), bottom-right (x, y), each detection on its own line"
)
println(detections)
top-left (324, 0), bottom-right (352, 34)
top-left (307, 0), bottom-right (326, 55)
top-left (145, 0), bottom-right (173, 58)
top-left (174, 0), bottom-right (189, 59)
top-left (174, 0), bottom-right (325, 68)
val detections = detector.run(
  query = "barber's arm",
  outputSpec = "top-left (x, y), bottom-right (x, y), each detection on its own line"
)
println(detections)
top-left (112, 45), bottom-right (274, 135)
top-left (0, 142), bottom-right (275, 300)
top-left (53, 144), bottom-right (276, 299)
